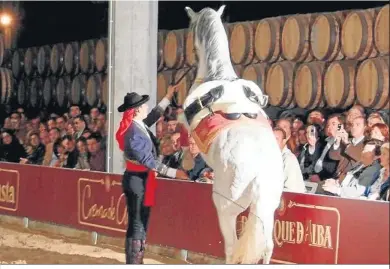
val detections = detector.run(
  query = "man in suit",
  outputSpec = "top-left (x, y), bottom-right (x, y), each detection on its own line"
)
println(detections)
top-left (328, 116), bottom-right (367, 182)
top-left (115, 87), bottom-right (189, 264)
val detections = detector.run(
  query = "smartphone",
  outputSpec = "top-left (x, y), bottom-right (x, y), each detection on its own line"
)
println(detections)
top-left (310, 126), bottom-right (317, 137)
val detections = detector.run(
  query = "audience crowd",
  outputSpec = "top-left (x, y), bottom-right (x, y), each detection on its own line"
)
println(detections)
top-left (0, 103), bottom-right (389, 202)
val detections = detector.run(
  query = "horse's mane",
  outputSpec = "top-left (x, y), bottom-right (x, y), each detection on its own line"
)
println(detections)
top-left (190, 8), bottom-right (237, 82)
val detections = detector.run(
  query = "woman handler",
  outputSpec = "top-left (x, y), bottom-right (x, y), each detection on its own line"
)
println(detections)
top-left (115, 87), bottom-right (189, 264)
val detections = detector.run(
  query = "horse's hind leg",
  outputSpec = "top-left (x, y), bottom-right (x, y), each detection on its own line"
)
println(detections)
top-left (260, 210), bottom-right (275, 264)
top-left (212, 192), bottom-right (243, 264)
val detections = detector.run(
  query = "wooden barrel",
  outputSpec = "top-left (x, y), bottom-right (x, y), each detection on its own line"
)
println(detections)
top-left (0, 34), bottom-right (6, 66)
top-left (157, 70), bottom-right (174, 103)
top-left (101, 74), bottom-right (108, 107)
top-left (282, 14), bottom-right (315, 62)
top-left (158, 30), bottom-right (168, 71)
top-left (242, 63), bottom-right (268, 90)
top-left (70, 74), bottom-right (87, 106)
top-left (28, 78), bottom-right (43, 109)
top-left (293, 61), bottom-right (326, 109)
top-left (80, 40), bottom-right (96, 74)
top-left (11, 49), bottom-right (24, 78)
top-left (0, 68), bottom-right (13, 104)
top-left (95, 38), bottom-right (107, 72)
top-left (229, 22), bottom-right (255, 65)
top-left (265, 61), bottom-right (296, 108)
top-left (356, 56), bottom-right (389, 110)
top-left (223, 23), bottom-right (232, 40)
top-left (43, 77), bottom-right (56, 108)
top-left (374, 4), bottom-right (389, 55)
top-left (24, 47), bottom-right (38, 77)
top-left (311, 12), bottom-right (345, 61)
top-left (254, 17), bottom-right (285, 62)
top-left (1, 49), bottom-right (13, 69)
top-left (50, 43), bottom-right (65, 76)
top-left (324, 60), bottom-right (358, 108)
top-left (342, 9), bottom-right (378, 60)
top-left (163, 29), bottom-right (187, 69)
top-left (185, 30), bottom-right (197, 67)
top-left (173, 68), bottom-right (196, 106)
top-left (233, 65), bottom-right (244, 78)
top-left (37, 45), bottom-right (52, 76)
top-left (16, 79), bottom-right (28, 107)
top-left (64, 42), bottom-right (80, 75)
top-left (55, 76), bottom-right (71, 109)
top-left (86, 73), bottom-right (102, 108)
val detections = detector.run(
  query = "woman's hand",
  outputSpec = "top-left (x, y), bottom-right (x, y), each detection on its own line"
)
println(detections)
top-left (176, 169), bottom-right (189, 180)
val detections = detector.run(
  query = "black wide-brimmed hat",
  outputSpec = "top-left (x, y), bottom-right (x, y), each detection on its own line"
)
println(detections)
top-left (117, 92), bottom-right (150, 112)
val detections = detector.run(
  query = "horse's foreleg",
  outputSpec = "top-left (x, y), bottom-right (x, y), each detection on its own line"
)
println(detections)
top-left (212, 192), bottom-right (241, 264)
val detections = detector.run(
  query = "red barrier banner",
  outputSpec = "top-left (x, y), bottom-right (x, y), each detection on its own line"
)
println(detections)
top-left (0, 162), bottom-right (389, 264)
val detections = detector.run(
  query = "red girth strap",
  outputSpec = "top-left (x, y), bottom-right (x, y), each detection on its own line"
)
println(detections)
top-left (126, 161), bottom-right (157, 207)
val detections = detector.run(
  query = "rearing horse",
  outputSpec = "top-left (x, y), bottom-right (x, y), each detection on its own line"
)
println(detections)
top-left (178, 6), bottom-right (285, 264)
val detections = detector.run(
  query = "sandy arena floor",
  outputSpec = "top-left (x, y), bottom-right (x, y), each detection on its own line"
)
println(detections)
top-left (0, 223), bottom-right (185, 264)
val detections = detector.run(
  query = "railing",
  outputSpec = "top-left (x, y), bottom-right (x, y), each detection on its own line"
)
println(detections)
top-left (0, 162), bottom-right (388, 264)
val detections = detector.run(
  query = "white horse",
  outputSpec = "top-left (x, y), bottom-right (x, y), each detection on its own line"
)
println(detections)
top-left (178, 6), bottom-right (285, 264)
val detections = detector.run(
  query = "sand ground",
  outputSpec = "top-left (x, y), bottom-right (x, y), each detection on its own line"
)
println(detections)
top-left (0, 223), bottom-right (186, 265)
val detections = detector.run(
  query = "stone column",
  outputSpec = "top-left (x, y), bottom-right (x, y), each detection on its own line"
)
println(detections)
top-left (106, 0), bottom-right (158, 174)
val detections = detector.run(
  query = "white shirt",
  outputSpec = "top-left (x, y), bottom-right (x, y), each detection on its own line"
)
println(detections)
top-left (282, 146), bottom-right (306, 193)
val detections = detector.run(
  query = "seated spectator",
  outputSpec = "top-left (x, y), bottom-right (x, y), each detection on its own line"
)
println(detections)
top-left (292, 116), bottom-right (305, 134)
top-left (43, 128), bottom-right (61, 166)
top-left (273, 127), bottom-right (306, 193)
top-left (306, 110), bottom-right (326, 137)
top-left (0, 129), bottom-right (27, 163)
top-left (160, 133), bottom-right (183, 169)
top-left (66, 123), bottom-right (75, 137)
top-left (73, 116), bottom-right (89, 140)
top-left (345, 104), bottom-right (365, 132)
top-left (55, 116), bottom-right (67, 137)
top-left (86, 133), bottom-right (106, 172)
top-left (314, 114), bottom-right (343, 181)
top-left (186, 136), bottom-right (213, 182)
top-left (156, 120), bottom-right (165, 140)
top-left (69, 105), bottom-right (81, 120)
top-left (322, 139), bottom-right (382, 198)
top-left (298, 124), bottom-right (324, 181)
top-left (296, 126), bottom-right (307, 152)
top-left (367, 112), bottom-right (385, 128)
top-left (39, 130), bottom-right (51, 145)
top-left (363, 142), bottom-right (389, 201)
top-left (20, 132), bottom-right (45, 165)
top-left (276, 118), bottom-right (299, 156)
top-left (47, 118), bottom-right (57, 130)
top-left (51, 139), bottom-right (65, 167)
top-left (165, 114), bottom-right (179, 134)
top-left (329, 116), bottom-right (367, 181)
top-left (62, 135), bottom-right (79, 169)
top-left (369, 123), bottom-right (389, 142)
top-left (75, 137), bottom-right (91, 170)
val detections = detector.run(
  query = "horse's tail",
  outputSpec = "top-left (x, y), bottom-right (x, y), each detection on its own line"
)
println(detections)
top-left (230, 152), bottom-right (283, 264)
top-left (230, 190), bottom-right (266, 264)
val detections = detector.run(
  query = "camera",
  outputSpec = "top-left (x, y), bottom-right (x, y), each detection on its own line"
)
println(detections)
top-left (337, 124), bottom-right (342, 131)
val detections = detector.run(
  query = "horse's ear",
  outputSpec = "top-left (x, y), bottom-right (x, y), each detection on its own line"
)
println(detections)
top-left (217, 5), bottom-right (226, 17)
top-left (185, 7), bottom-right (197, 20)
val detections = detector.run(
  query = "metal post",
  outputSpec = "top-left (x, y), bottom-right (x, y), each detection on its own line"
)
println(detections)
top-left (106, 0), bottom-right (115, 173)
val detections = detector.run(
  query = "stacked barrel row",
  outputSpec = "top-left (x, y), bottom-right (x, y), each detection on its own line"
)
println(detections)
top-left (157, 4), bottom-right (389, 110)
top-left (0, 38), bottom-right (109, 113)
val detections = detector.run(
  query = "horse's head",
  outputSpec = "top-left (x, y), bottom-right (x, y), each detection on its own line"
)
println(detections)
top-left (184, 5), bottom-right (226, 57)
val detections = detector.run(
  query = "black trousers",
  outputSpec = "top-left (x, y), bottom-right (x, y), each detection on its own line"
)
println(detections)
top-left (122, 171), bottom-right (151, 240)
